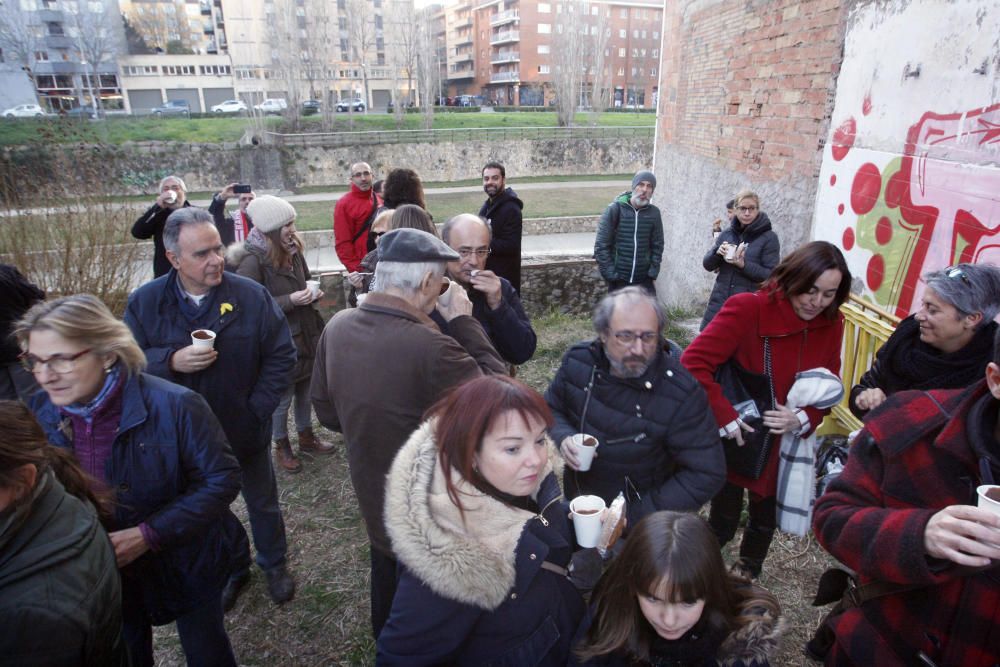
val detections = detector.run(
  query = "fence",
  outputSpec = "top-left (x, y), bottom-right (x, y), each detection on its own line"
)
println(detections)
top-left (817, 294), bottom-right (901, 436)
top-left (265, 125), bottom-right (654, 147)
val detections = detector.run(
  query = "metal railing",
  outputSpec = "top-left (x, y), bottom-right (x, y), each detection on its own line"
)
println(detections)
top-left (265, 125), bottom-right (654, 147)
top-left (490, 70), bottom-right (520, 83)
top-left (490, 30), bottom-right (519, 44)
top-left (817, 294), bottom-right (901, 436)
top-left (491, 51), bottom-right (520, 64)
top-left (490, 9), bottom-right (519, 25)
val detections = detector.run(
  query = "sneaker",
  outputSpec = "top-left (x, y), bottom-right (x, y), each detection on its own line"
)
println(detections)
top-left (221, 570), bottom-right (251, 612)
top-left (265, 566), bottom-right (296, 604)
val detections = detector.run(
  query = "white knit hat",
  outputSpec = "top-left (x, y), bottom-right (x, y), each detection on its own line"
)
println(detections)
top-left (246, 195), bottom-right (296, 234)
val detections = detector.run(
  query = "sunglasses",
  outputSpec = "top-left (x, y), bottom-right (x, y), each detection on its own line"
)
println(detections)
top-left (945, 266), bottom-right (971, 286)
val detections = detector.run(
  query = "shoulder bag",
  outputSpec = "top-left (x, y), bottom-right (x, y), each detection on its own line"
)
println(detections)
top-left (714, 337), bottom-right (774, 479)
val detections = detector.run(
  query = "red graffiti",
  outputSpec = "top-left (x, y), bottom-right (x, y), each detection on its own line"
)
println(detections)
top-left (831, 118), bottom-right (857, 161)
top-left (838, 203), bottom-right (845, 215)
top-left (867, 254), bottom-right (885, 291)
top-left (830, 174), bottom-right (837, 186)
top-left (875, 216), bottom-right (893, 245)
top-left (842, 227), bottom-right (855, 250)
top-left (862, 93), bottom-right (872, 116)
top-left (850, 163), bottom-right (882, 215)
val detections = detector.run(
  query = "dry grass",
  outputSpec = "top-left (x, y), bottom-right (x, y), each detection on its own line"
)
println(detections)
top-left (154, 310), bottom-right (833, 666)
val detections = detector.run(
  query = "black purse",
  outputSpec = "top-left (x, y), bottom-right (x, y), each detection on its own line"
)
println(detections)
top-left (714, 338), bottom-right (774, 479)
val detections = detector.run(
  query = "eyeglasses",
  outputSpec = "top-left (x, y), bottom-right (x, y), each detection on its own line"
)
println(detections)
top-left (737, 206), bottom-right (758, 213)
top-left (457, 247), bottom-right (491, 259)
top-left (21, 348), bottom-right (93, 374)
top-left (612, 331), bottom-right (658, 344)
top-left (352, 170), bottom-right (372, 178)
top-left (946, 266), bottom-right (971, 286)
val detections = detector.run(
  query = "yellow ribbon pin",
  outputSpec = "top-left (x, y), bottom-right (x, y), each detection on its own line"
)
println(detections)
top-left (220, 302), bottom-right (233, 315)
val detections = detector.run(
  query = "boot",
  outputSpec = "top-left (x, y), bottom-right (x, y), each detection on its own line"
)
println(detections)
top-left (737, 522), bottom-right (775, 579)
top-left (297, 427), bottom-right (336, 456)
top-left (264, 566), bottom-right (296, 604)
top-left (273, 437), bottom-right (302, 473)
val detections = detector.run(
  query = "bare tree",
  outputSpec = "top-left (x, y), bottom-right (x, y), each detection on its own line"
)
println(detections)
top-left (0, 0), bottom-right (40, 91)
top-left (345, 0), bottom-right (375, 114)
top-left (302, 0), bottom-right (336, 127)
top-left (385, 0), bottom-right (418, 124)
top-left (412, 7), bottom-right (440, 128)
top-left (551, 0), bottom-right (590, 127)
top-left (69, 6), bottom-right (124, 114)
top-left (585, 7), bottom-right (612, 124)
top-left (124, 1), bottom-right (192, 54)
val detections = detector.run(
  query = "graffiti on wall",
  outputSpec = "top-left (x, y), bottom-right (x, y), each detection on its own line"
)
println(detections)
top-left (819, 100), bottom-right (1000, 318)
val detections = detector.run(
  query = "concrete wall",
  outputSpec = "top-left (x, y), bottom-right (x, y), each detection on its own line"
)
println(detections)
top-left (811, 1), bottom-right (1000, 318)
top-left (653, 0), bottom-right (849, 308)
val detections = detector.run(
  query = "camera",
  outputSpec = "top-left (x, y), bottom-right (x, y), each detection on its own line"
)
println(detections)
top-left (234, 184), bottom-right (252, 194)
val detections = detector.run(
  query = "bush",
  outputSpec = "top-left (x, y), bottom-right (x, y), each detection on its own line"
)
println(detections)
top-left (491, 106), bottom-right (552, 113)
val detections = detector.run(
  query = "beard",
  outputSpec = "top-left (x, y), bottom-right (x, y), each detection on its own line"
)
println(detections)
top-left (630, 193), bottom-right (649, 208)
top-left (608, 354), bottom-right (652, 379)
top-left (484, 183), bottom-right (502, 197)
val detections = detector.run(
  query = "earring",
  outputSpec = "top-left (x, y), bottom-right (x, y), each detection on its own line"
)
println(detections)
top-left (104, 366), bottom-right (113, 374)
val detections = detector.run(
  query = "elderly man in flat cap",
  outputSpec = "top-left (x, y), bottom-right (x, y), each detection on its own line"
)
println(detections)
top-left (310, 228), bottom-right (506, 638)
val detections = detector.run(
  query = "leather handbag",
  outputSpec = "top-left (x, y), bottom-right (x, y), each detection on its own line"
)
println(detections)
top-left (714, 338), bottom-right (774, 479)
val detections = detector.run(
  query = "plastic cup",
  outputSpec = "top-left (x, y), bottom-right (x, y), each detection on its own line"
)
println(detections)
top-left (571, 495), bottom-right (607, 548)
top-left (571, 433), bottom-right (599, 471)
top-left (437, 279), bottom-right (454, 307)
top-left (164, 190), bottom-right (177, 205)
top-left (306, 279), bottom-right (320, 298)
top-left (191, 329), bottom-right (216, 349)
top-left (725, 244), bottom-right (737, 261)
top-left (977, 485), bottom-right (1000, 518)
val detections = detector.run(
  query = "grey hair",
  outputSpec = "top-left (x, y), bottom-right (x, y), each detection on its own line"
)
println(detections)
top-left (159, 174), bottom-right (187, 192)
top-left (441, 213), bottom-right (491, 245)
top-left (373, 260), bottom-right (445, 294)
top-left (592, 286), bottom-right (667, 335)
top-left (924, 263), bottom-right (1000, 327)
top-left (163, 207), bottom-right (215, 255)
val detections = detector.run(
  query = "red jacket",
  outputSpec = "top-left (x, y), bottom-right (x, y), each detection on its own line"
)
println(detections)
top-left (813, 382), bottom-right (1000, 666)
top-left (681, 289), bottom-right (843, 496)
top-left (333, 183), bottom-right (379, 272)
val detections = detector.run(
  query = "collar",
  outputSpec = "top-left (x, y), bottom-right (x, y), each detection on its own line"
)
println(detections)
top-left (359, 292), bottom-right (439, 330)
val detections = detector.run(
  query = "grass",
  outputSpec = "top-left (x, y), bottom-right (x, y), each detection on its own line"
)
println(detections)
top-left (292, 172), bottom-right (632, 194)
top-left (0, 111), bottom-right (655, 147)
top-left (152, 310), bottom-right (835, 667)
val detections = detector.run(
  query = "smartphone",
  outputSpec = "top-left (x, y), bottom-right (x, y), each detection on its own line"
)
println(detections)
top-left (234, 184), bottom-right (252, 194)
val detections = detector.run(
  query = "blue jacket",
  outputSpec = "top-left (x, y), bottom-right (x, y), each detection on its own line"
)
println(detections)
top-left (28, 372), bottom-right (242, 625)
top-left (124, 269), bottom-right (297, 457)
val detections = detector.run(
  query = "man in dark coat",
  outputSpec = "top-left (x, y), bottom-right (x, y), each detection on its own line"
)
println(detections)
top-left (436, 213), bottom-right (537, 366)
top-left (545, 287), bottom-right (725, 527)
top-left (131, 175), bottom-right (192, 278)
top-left (124, 207), bottom-right (298, 610)
top-left (0, 264), bottom-right (44, 400)
top-left (812, 331), bottom-right (1000, 667)
top-left (311, 228), bottom-right (506, 638)
top-left (478, 161), bottom-right (523, 293)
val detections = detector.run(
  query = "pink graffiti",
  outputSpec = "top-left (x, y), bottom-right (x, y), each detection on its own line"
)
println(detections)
top-left (831, 118), bottom-right (857, 161)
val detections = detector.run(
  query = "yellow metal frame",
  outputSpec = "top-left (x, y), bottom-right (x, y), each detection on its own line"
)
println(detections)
top-left (816, 295), bottom-right (901, 436)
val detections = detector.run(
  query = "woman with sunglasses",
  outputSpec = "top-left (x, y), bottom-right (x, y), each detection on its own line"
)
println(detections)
top-left (849, 263), bottom-right (1000, 419)
top-left (699, 190), bottom-right (781, 330)
top-left (16, 294), bottom-right (241, 667)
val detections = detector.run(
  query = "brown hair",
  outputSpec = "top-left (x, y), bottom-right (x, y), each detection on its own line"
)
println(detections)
top-left (382, 168), bottom-right (428, 210)
top-left (0, 400), bottom-right (110, 521)
top-left (764, 240), bottom-right (851, 319)
top-left (390, 204), bottom-right (437, 236)
top-left (264, 224), bottom-right (304, 269)
top-left (577, 511), bottom-right (780, 662)
top-left (426, 376), bottom-right (553, 516)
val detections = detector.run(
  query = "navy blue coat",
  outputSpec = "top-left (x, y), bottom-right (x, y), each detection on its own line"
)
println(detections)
top-left (124, 270), bottom-right (297, 458)
top-left (28, 372), bottom-right (242, 625)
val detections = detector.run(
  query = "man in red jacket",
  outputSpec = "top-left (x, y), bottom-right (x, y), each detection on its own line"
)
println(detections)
top-left (333, 162), bottom-right (380, 272)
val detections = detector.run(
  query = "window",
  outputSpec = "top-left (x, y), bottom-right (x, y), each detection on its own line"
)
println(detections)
top-left (618, 29), bottom-right (625, 38)
top-left (620, 8), bottom-right (627, 18)
top-left (617, 67), bottom-right (624, 76)
top-left (556, 3), bottom-right (562, 12)
top-left (653, 31), bottom-right (659, 40)
top-left (538, 2), bottom-right (550, 12)
top-left (631, 48), bottom-right (638, 57)
top-left (641, 30), bottom-right (646, 39)
top-left (632, 29), bottom-right (638, 39)
top-left (618, 47), bottom-right (625, 57)
top-left (556, 23), bottom-right (562, 33)
top-left (35, 51), bottom-right (49, 61)
top-left (650, 67), bottom-right (657, 76)
top-left (537, 44), bottom-right (550, 54)
top-left (538, 65), bottom-right (549, 74)
top-left (652, 49), bottom-right (659, 58)
top-left (590, 26), bottom-right (596, 35)
top-left (591, 5), bottom-right (597, 14)
top-left (538, 23), bottom-right (550, 33)
top-left (631, 66), bottom-right (637, 76)
top-left (640, 48), bottom-right (646, 57)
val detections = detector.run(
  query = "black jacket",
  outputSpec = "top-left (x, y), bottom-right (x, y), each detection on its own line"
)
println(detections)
top-left (545, 341), bottom-right (725, 526)
top-left (130, 201), bottom-right (193, 278)
top-left (0, 264), bottom-right (44, 363)
top-left (431, 276), bottom-right (537, 365)
top-left (208, 195), bottom-right (255, 247)
top-left (700, 213), bottom-right (780, 330)
top-left (479, 187), bottom-right (524, 293)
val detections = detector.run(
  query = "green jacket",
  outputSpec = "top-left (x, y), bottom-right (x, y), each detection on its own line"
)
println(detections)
top-left (593, 191), bottom-right (664, 284)
top-left (0, 471), bottom-right (126, 666)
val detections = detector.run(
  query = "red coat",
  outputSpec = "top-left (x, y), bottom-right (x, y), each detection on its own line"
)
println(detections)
top-left (333, 183), bottom-right (379, 272)
top-left (681, 289), bottom-right (843, 496)
top-left (813, 383), bottom-right (1000, 666)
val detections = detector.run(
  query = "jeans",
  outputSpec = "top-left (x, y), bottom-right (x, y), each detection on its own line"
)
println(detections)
top-left (370, 546), bottom-right (399, 639)
top-left (271, 377), bottom-right (313, 440)
top-left (122, 581), bottom-right (236, 667)
top-left (231, 445), bottom-right (288, 573)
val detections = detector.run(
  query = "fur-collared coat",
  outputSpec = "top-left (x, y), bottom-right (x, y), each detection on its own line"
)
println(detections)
top-left (377, 421), bottom-right (587, 666)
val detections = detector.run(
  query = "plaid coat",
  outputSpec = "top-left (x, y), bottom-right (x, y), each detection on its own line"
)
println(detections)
top-left (813, 381), bottom-right (1000, 666)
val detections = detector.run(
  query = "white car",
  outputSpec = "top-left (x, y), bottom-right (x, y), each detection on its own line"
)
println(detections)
top-left (3, 103), bottom-right (46, 118)
top-left (336, 98), bottom-right (366, 112)
top-left (254, 98), bottom-right (287, 114)
top-left (211, 99), bottom-right (248, 114)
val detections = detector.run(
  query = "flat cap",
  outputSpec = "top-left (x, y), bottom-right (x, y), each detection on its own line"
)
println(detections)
top-left (378, 228), bottom-right (460, 262)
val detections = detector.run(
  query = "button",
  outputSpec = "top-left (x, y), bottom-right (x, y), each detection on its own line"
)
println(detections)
top-left (666, 370), bottom-right (673, 377)
top-left (510, 592), bottom-right (518, 600)
top-left (645, 381), bottom-right (653, 389)
top-left (529, 553), bottom-right (537, 560)
top-left (118, 482), bottom-right (130, 492)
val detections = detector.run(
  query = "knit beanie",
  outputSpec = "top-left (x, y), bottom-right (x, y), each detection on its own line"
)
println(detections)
top-left (632, 170), bottom-right (657, 191)
top-left (246, 195), bottom-right (296, 234)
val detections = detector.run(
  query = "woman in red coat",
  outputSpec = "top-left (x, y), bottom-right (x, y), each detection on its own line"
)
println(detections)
top-left (681, 241), bottom-right (851, 578)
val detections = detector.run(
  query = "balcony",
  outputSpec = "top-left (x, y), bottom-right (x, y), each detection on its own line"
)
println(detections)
top-left (45, 34), bottom-right (74, 49)
top-left (451, 52), bottom-right (473, 63)
top-left (490, 9), bottom-right (518, 26)
top-left (449, 67), bottom-right (475, 80)
top-left (490, 50), bottom-right (519, 64)
top-left (490, 70), bottom-right (519, 83)
top-left (37, 9), bottom-right (63, 22)
top-left (203, 23), bottom-right (215, 34)
top-left (452, 16), bottom-right (473, 29)
top-left (489, 29), bottom-right (519, 45)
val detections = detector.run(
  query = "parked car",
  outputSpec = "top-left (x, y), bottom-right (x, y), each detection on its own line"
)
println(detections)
top-left (64, 104), bottom-right (98, 119)
top-left (336, 98), bottom-right (366, 112)
top-left (151, 100), bottom-right (191, 117)
top-left (387, 99), bottom-right (415, 112)
top-left (301, 99), bottom-right (321, 115)
top-left (455, 95), bottom-right (484, 107)
top-left (255, 98), bottom-right (287, 114)
top-left (211, 99), bottom-right (248, 114)
top-left (2, 103), bottom-right (46, 118)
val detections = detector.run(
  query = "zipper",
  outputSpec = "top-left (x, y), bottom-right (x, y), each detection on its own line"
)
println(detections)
top-left (605, 432), bottom-right (647, 445)
top-left (629, 204), bottom-right (638, 283)
top-left (535, 494), bottom-right (562, 527)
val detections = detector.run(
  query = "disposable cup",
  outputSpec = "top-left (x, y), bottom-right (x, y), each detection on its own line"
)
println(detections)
top-left (191, 329), bottom-right (216, 349)
top-left (164, 191), bottom-right (177, 204)
top-left (571, 495), bottom-right (606, 548)
top-left (306, 279), bottom-right (320, 298)
top-left (725, 244), bottom-right (737, 261)
top-left (571, 433), bottom-right (599, 471)
top-left (977, 484), bottom-right (1000, 518)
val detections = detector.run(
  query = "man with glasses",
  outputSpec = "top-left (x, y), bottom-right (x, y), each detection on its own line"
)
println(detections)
top-left (333, 161), bottom-right (381, 272)
top-left (437, 213), bottom-right (537, 366)
top-left (478, 161), bottom-right (524, 293)
top-left (209, 182), bottom-right (255, 246)
top-left (594, 169), bottom-right (665, 294)
top-left (545, 286), bottom-right (724, 527)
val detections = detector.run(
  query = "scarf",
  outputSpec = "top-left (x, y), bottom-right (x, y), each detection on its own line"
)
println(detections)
top-left (245, 227), bottom-right (269, 253)
top-left (881, 315), bottom-right (997, 393)
top-left (58, 365), bottom-right (122, 424)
